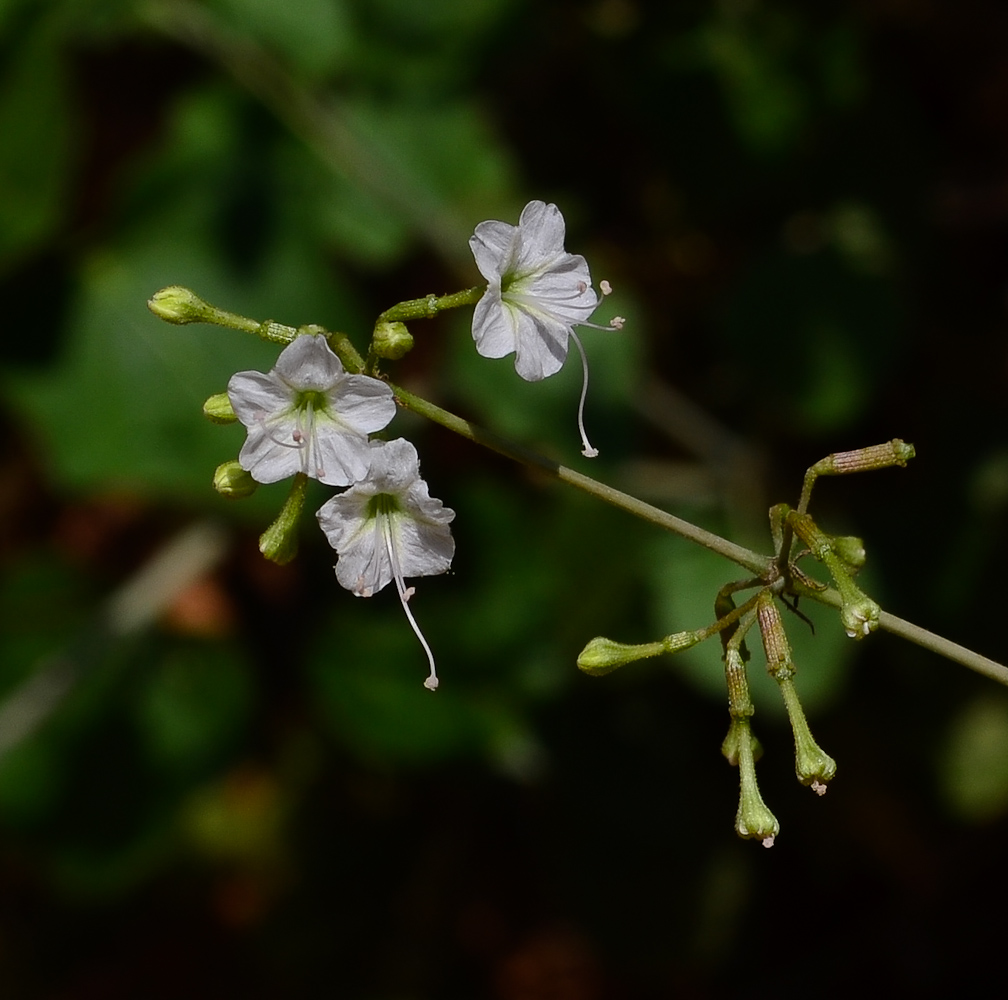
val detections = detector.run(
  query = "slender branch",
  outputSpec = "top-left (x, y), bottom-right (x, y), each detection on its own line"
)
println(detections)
top-left (796, 583), bottom-right (1008, 686)
top-left (393, 382), bottom-right (1008, 687)
top-left (391, 383), bottom-right (772, 576)
top-left (377, 287), bottom-right (485, 324)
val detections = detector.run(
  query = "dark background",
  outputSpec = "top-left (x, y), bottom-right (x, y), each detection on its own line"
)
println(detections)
top-left (2, 0), bottom-right (1008, 996)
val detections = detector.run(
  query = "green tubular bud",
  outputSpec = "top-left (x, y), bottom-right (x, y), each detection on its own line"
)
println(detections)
top-left (213, 461), bottom-right (258, 499)
top-left (725, 719), bottom-right (779, 847)
top-left (577, 630), bottom-right (701, 676)
top-left (259, 474), bottom-right (309, 565)
top-left (147, 285), bottom-right (211, 324)
top-left (777, 675), bottom-right (837, 789)
top-left (204, 392), bottom-right (237, 424)
top-left (372, 320), bottom-right (414, 360)
top-left (757, 591), bottom-right (794, 681)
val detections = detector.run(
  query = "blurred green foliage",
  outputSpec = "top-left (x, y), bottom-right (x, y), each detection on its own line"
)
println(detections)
top-left (1, 0), bottom-right (1008, 995)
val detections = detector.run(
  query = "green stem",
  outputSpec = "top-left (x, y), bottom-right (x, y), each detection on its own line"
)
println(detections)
top-left (377, 287), bottom-right (484, 324)
top-left (795, 582), bottom-right (1008, 687)
top-left (391, 382), bottom-right (772, 577)
top-left (392, 382), bottom-right (1008, 687)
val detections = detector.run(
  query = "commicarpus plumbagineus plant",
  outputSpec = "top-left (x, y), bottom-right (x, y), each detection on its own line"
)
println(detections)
top-left (148, 200), bottom-right (1008, 844)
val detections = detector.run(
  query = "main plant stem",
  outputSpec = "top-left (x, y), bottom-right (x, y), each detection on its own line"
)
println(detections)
top-left (392, 382), bottom-right (1008, 688)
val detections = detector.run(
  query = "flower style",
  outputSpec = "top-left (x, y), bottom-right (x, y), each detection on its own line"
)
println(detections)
top-left (316, 438), bottom-right (455, 691)
top-left (228, 334), bottom-right (396, 486)
top-left (469, 200), bottom-right (623, 457)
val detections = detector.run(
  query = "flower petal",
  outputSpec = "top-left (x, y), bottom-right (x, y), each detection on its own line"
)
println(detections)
top-left (472, 290), bottom-right (519, 360)
top-left (469, 220), bottom-right (519, 283)
top-left (227, 370), bottom-right (292, 424)
top-left (329, 375), bottom-right (397, 435)
top-left (272, 334), bottom-right (344, 390)
top-left (511, 311), bottom-right (569, 381)
top-left (516, 200), bottom-right (566, 264)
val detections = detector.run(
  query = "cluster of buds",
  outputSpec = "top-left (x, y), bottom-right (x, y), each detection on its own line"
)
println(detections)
top-left (579, 439), bottom-right (915, 843)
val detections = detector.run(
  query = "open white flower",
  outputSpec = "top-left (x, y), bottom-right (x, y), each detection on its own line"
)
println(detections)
top-left (228, 334), bottom-right (396, 486)
top-left (470, 200), bottom-right (620, 457)
top-left (316, 438), bottom-right (455, 691)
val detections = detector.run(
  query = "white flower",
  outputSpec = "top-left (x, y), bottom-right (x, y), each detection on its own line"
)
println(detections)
top-left (469, 200), bottom-right (620, 457)
top-left (316, 438), bottom-right (455, 690)
top-left (470, 200), bottom-right (598, 381)
top-left (227, 334), bottom-right (396, 486)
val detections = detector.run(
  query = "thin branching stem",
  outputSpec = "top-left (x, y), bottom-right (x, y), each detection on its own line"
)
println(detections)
top-left (392, 382), bottom-right (1008, 687)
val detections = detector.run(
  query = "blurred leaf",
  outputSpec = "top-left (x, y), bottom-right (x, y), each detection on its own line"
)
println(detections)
top-left (0, 736), bottom-right (64, 829)
top-left (0, 557), bottom-right (89, 690)
top-left (181, 766), bottom-right (286, 863)
top-left (721, 247), bottom-right (902, 435)
top-left (133, 642), bottom-right (254, 775)
top-left (339, 96), bottom-right (517, 225)
top-left (207, 0), bottom-right (355, 79)
top-left (306, 604), bottom-right (521, 765)
top-left (0, 11), bottom-right (74, 267)
top-left (2, 87), bottom-right (369, 503)
top-left (940, 696), bottom-right (1008, 822)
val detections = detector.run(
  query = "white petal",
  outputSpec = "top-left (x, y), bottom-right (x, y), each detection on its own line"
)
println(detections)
top-left (310, 418), bottom-right (372, 486)
top-left (328, 375), bottom-right (397, 435)
top-left (516, 200), bottom-right (567, 263)
top-left (335, 526), bottom-right (391, 595)
top-left (469, 220), bottom-right (519, 282)
top-left (512, 311), bottom-right (569, 381)
top-left (471, 291), bottom-right (519, 360)
top-left (227, 370), bottom-right (292, 424)
top-left (237, 417), bottom-right (303, 483)
top-left (524, 253), bottom-right (598, 324)
top-left (273, 334), bottom-right (344, 390)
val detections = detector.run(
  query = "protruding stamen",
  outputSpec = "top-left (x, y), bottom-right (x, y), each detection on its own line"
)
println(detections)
top-left (381, 513), bottom-right (439, 691)
top-left (570, 331), bottom-right (598, 458)
top-left (611, 316), bottom-right (625, 330)
top-left (600, 279), bottom-right (612, 296)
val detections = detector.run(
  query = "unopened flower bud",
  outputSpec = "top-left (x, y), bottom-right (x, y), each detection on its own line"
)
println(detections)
top-left (259, 474), bottom-right (309, 565)
top-left (213, 460), bottom-right (258, 499)
top-left (830, 534), bottom-right (866, 571)
top-left (203, 392), bottom-right (237, 424)
top-left (577, 630), bottom-right (701, 676)
top-left (147, 286), bottom-right (212, 324)
top-left (372, 320), bottom-right (414, 360)
top-left (777, 675), bottom-right (837, 788)
top-left (724, 718), bottom-right (779, 847)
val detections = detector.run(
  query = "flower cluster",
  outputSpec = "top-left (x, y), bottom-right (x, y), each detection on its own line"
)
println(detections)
top-left (160, 199), bottom-right (618, 692)
top-left (227, 334), bottom-right (454, 690)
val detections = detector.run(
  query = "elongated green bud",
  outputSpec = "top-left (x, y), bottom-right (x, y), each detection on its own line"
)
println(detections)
top-left (577, 630), bottom-right (703, 676)
top-left (147, 285), bottom-right (211, 324)
top-left (259, 474), bottom-right (309, 565)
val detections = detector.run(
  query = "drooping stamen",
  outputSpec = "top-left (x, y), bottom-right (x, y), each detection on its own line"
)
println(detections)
top-left (570, 331), bottom-right (598, 458)
top-left (380, 511), bottom-right (439, 691)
